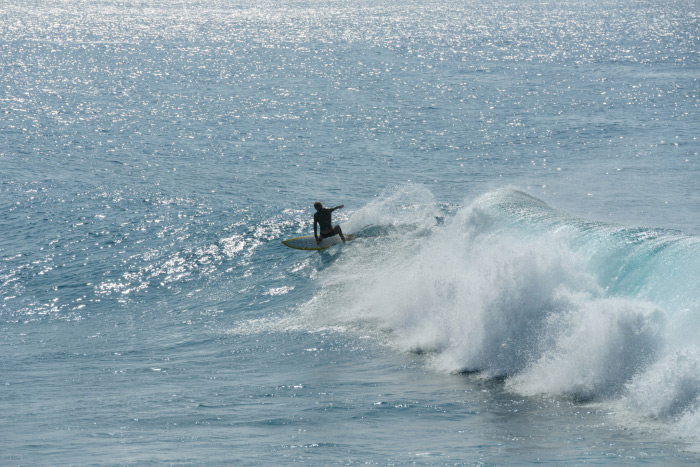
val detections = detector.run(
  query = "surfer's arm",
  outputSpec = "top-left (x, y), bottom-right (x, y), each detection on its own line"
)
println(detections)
top-left (331, 205), bottom-right (344, 211)
top-left (313, 219), bottom-right (320, 243)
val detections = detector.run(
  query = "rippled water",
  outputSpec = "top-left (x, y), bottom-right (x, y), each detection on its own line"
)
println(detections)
top-left (2, 0), bottom-right (700, 464)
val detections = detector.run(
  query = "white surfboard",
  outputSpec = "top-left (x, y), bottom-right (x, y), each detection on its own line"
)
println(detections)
top-left (281, 234), bottom-right (355, 251)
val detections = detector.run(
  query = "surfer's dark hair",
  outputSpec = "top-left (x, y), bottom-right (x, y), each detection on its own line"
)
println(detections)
top-left (314, 201), bottom-right (322, 209)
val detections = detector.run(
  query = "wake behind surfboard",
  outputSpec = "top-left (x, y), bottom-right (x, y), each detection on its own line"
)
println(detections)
top-left (282, 234), bottom-right (356, 251)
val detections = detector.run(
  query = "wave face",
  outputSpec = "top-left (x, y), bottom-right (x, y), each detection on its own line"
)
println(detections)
top-left (302, 186), bottom-right (700, 439)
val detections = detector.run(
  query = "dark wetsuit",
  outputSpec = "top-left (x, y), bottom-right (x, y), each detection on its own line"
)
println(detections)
top-left (314, 208), bottom-right (336, 238)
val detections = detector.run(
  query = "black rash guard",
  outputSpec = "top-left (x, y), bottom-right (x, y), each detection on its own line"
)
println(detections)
top-left (314, 208), bottom-right (333, 232)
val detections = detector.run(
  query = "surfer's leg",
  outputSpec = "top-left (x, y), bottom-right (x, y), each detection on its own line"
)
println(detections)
top-left (334, 225), bottom-right (346, 243)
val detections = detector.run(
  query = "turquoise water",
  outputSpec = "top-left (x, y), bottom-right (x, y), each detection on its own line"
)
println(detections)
top-left (2, 0), bottom-right (700, 464)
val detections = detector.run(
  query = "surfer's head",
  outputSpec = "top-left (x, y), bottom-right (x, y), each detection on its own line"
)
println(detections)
top-left (314, 201), bottom-right (322, 211)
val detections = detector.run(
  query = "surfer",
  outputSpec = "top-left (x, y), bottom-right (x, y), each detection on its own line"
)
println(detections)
top-left (314, 201), bottom-right (346, 244)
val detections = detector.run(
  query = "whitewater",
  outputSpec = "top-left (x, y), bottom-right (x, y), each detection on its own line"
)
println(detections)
top-left (2, 0), bottom-right (700, 464)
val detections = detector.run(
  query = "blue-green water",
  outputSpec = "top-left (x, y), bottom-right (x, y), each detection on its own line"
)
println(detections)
top-left (2, 0), bottom-right (700, 464)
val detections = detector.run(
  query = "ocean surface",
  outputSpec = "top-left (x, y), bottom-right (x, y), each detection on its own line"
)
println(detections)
top-left (2, 0), bottom-right (700, 464)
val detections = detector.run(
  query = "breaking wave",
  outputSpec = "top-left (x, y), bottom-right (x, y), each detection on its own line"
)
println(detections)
top-left (298, 186), bottom-right (700, 441)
